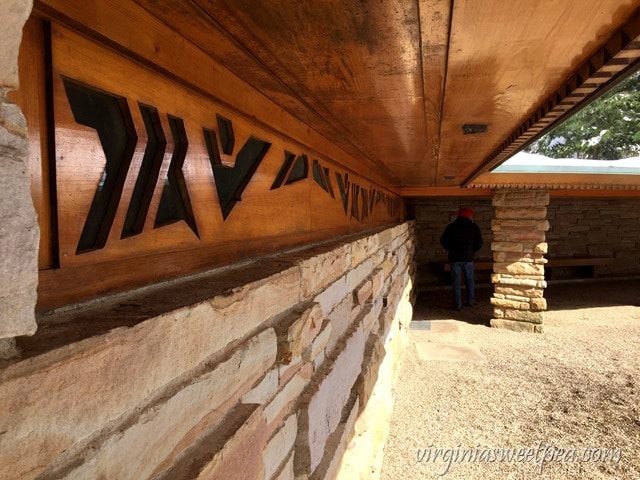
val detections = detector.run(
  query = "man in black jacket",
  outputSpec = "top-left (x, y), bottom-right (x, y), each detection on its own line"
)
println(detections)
top-left (440, 207), bottom-right (484, 310)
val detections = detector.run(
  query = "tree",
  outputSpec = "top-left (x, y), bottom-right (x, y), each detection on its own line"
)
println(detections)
top-left (526, 72), bottom-right (640, 160)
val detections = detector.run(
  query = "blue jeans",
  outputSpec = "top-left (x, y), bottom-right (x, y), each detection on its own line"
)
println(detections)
top-left (450, 261), bottom-right (475, 308)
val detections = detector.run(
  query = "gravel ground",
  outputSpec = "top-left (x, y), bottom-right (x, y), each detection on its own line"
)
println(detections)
top-left (380, 279), bottom-right (640, 480)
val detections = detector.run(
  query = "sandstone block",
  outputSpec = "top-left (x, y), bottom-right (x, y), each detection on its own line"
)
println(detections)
top-left (498, 228), bottom-right (546, 242)
top-left (312, 395), bottom-right (359, 480)
top-left (492, 275), bottom-right (545, 288)
top-left (356, 339), bottom-right (385, 407)
top-left (505, 294), bottom-right (530, 303)
top-left (492, 241), bottom-right (524, 253)
top-left (314, 276), bottom-right (347, 316)
top-left (158, 403), bottom-right (267, 480)
top-left (308, 321), bottom-right (332, 371)
top-left (278, 355), bottom-right (303, 388)
top-left (0, 0), bottom-right (31, 87)
top-left (493, 251), bottom-right (536, 263)
top-left (376, 228), bottom-right (394, 248)
top-left (362, 301), bottom-right (381, 336)
top-left (274, 453), bottom-right (295, 480)
top-left (299, 245), bottom-right (351, 299)
top-left (536, 220), bottom-right (550, 231)
top-left (326, 296), bottom-right (353, 356)
top-left (59, 329), bottom-right (277, 480)
top-left (265, 363), bottom-right (313, 425)
top-left (276, 303), bottom-right (324, 364)
top-left (530, 297), bottom-right (547, 311)
top-left (370, 247), bottom-right (386, 270)
top-left (504, 309), bottom-right (543, 324)
top-left (264, 414), bottom-right (298, 480)
top-left (492, 190), bottom-right (549, 207)
top-left (351, 235), bottom-right (379, 267)
top-left (495, 286), bottom-right (544, 298)
top-left (297, 320), bottom-right (366, 473)
top-left (495, 207), bottom-right (547, 220)
top-left (490, 318), bottom-right (537, 333)
top-left (0, 101), bottom-right (38, 339)
top-left (243, 369), bottom-right (279, 405)
top-left (353, 280), bottom-right (373, 305)
top-left (345, 258), bottom-right (373, 292)
top-left (194, 404), bottom-right (267, 480)
top-left (493, 262), bottom-right (544, 276)
top-left (533, 242), bottom-right (548, 254)
top-left (490, 297), bottom-right (530, 310)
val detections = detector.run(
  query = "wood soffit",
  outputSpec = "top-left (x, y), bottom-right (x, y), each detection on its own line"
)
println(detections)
top-left (38, 0), bottom-right (640, 193)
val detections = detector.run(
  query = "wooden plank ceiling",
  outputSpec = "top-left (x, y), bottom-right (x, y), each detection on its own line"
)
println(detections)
top-left (135, 0), bottom-right (640, 194)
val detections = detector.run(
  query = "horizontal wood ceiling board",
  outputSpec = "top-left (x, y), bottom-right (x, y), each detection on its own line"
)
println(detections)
top-left (438, 0), bottom-right (640, 187)
top-left (188, 0), bottom-right (424, 184)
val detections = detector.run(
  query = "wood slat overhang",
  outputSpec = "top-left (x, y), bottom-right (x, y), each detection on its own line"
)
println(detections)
top-left (464, 7), bottom-right (640, 186)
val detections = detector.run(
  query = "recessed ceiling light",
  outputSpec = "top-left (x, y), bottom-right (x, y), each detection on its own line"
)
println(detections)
top-left (462, 124), bottom-right (488, 134)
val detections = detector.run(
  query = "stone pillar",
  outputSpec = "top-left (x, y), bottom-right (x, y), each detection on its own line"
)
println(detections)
top-left (490, 189), bottom-right (549, 333)
top-left (0, 0), bottom-right (38, 357)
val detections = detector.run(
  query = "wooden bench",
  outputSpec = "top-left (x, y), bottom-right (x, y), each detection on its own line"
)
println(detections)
top-left (545, 257), bottom-right (613, 279)
top-left (441, 261), bottom-right (492, 272)
top-left (429, 257), bottom-right (613, 279)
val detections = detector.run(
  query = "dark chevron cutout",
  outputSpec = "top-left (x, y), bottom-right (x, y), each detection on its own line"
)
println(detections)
top-left (335, 172), bottom-right (350, 215)
top-left (203, 128), bottom-right (222, 166)
top-left (312, 159), bottom-right (328, 191)
top-left (122, 104), bottom-right (166, 238)
top-left (361, 188), bottom-right (369, 221)
top-left (323, 167), bottom-right (335, 198)
top-left (350, 184), bottom-right (360, 221)
top-left (209, 138), bottom-right (271, 220)
top-left (155, 115), bottom-right (199, 238)
top-left (271, 151), bottom-right (295, 190)
top-left (271, 152), bottom-right (309, 190)
top-left (63, 78), bottom-right (138, 253)
top-left (286, 154), bottom-right (309, 185)
top-left (216, 115), bottom-right (235, 155)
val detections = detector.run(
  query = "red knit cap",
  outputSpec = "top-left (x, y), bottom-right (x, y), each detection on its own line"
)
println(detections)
top-left (458, 207), bottom-right (474, 218)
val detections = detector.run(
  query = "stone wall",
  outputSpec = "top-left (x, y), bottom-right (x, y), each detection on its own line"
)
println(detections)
top-left (0, 0), bottom-right (39, 350)
top-left (0, 222), bottom-right (415, 480)
top-left (412, 196), bottom-right (640, 289)
top-left (409, 199), bottom-right (493, 288)
top-left (547, 198), bottom-right (640, 276)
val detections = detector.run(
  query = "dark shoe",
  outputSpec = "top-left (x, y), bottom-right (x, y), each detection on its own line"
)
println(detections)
top-left (467, 301), bottom-right (475, 307)
top-left (454, 305), bottom-right (463, 311)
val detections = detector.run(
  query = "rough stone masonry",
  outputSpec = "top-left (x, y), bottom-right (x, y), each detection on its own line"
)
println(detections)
top-left (490, 189), bottom-right (550, 333)
top-left (0, 0), bottom-right (40, 355)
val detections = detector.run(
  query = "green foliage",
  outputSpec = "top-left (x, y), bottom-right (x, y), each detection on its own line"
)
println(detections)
top-left (526, 72), bottom-right (640, 160)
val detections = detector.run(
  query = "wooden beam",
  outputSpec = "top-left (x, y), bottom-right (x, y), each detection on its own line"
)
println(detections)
top-left (471, 172), bottom-right (640, 193)
top-left (418, 0), bottom-right (452, 186)
top-left (400, 186), bottom-right (493, 197)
